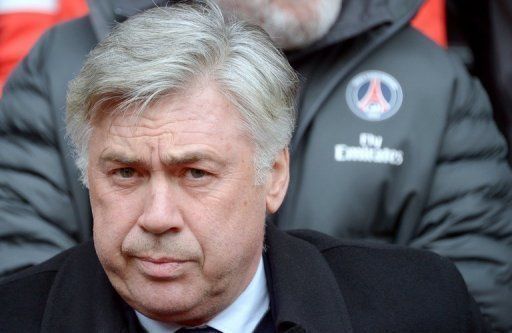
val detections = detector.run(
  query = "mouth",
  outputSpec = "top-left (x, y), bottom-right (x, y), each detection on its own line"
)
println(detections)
top-left (133, 256), bottom-right (191, 280)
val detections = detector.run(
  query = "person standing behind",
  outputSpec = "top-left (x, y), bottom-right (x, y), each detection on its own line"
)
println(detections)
top-left (216, 0), bottom-right (512, 330)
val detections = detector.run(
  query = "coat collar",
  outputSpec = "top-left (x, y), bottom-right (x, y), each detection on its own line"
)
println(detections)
top-left (264, 224), bottom-right (353, 333)
top-left (286, 0), bottom-right (423, 62)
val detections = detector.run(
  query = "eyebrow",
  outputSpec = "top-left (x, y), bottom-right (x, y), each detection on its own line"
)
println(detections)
top-left (161, 151), bottom-right (219, 165)
top-left (98, 149), bottom-right (224, 168)
top-left (98, 150), bottom-right (143, 167)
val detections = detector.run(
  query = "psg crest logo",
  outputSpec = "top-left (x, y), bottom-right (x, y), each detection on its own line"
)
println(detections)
top-left (346, 70), bottom-right (403, 121)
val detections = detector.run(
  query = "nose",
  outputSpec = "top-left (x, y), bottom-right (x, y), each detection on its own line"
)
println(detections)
top-left (137, 176), bottom-right (184, 234)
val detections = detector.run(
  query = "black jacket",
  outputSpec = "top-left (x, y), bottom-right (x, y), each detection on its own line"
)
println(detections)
top-left (0, 225), bottom-right (487, 333)
top-left (0, 0), bottom-right (511, 330)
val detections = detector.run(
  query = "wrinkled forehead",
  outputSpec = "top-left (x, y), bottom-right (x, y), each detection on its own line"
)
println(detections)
top-left (86, 87), bottom-right (258, 179)
top-left (89, 85), bottom-right (249, 146)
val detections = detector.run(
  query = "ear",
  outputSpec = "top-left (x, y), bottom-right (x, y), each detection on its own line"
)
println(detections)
top-left (265, 148), bottom-right (290, 214)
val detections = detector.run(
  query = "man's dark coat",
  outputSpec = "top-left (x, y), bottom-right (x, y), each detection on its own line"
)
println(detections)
top-left (0, 225), bottom-right (486, 332)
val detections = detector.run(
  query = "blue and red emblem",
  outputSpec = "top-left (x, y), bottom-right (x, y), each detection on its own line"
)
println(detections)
top-left (346, 70), bottom-right (403, 121)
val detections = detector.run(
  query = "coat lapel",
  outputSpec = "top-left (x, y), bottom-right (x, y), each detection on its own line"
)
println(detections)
top-left (265, 224), bottom-right (353, 333)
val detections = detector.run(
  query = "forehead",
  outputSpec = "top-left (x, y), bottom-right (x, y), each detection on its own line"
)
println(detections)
top-left (93, 85), bottom-right (245, 144)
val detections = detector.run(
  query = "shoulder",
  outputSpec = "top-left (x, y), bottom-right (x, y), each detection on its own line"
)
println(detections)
top-left (370, 25), bottom-right (476, 93)
top-left (0, 243), bottom-right (94, 330)
top-left (43, 15), bottom-right (95, 45)
top-left (287, 230), bottom-right (483, 331)
top-left (287, 229), bottom-right (464, 287)
top-left (13, 16), bottom-right (95, 66)
top-left (45, 16), bottom-right (97, 51)
top-left (363, 25), bottom-right (492, 132)
top-left (288, 229), bottom-right (458, 277)
top-left (386, 26), bottom-right (480, 96)
top-left (10, 15), bottom-right (97, 86)
top-left (0, 242), bottom-right (90, 283)
top-left (1, 15), bottom-right (97, 111)
top-left (37, 16), bottom-right (98, 91)
top-left (0, 268), bottom-right (57, 330)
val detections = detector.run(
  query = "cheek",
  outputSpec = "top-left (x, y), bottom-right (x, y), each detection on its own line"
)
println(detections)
top-left (90, 180), bottom-right (145, 253)
top-left (193, 185), bottom-right (266, 267)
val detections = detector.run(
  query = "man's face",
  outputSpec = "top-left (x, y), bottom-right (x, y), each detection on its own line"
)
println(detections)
top-left (88, 84), bottom-right (289, 325)
top-left (217, 0), bottom-right (342, 50)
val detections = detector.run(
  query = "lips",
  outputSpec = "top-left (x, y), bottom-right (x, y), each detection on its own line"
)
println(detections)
top-left (134, 256), bottom-right (190, 279)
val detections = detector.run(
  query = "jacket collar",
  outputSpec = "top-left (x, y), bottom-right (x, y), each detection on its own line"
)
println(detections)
top-left (286, 0), bottom-right (423, 62)
top-left (264, 224), bottom-right (353, 333)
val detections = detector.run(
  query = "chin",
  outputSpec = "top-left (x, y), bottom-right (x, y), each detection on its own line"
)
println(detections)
top-left (132, 294), bottom-right (217, 326)
top-left (130, 291), bottom-right (198, 319)
top-left (125, 277), bottom-right (231, 326)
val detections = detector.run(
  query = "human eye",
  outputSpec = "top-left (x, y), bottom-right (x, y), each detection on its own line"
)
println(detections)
top-left (114, 167), bottom-right (137, 178)
top-left (185, 168), bottom-right (208, 180)
top-left (109, 166), bottom-right (145, 188)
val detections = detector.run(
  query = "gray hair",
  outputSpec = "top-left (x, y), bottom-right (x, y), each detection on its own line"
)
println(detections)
top-left (66, 0), bottom-right (298, 186)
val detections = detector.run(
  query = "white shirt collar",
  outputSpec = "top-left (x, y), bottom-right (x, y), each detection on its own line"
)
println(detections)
top-left (135, 257), bottom-right (269, 333)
